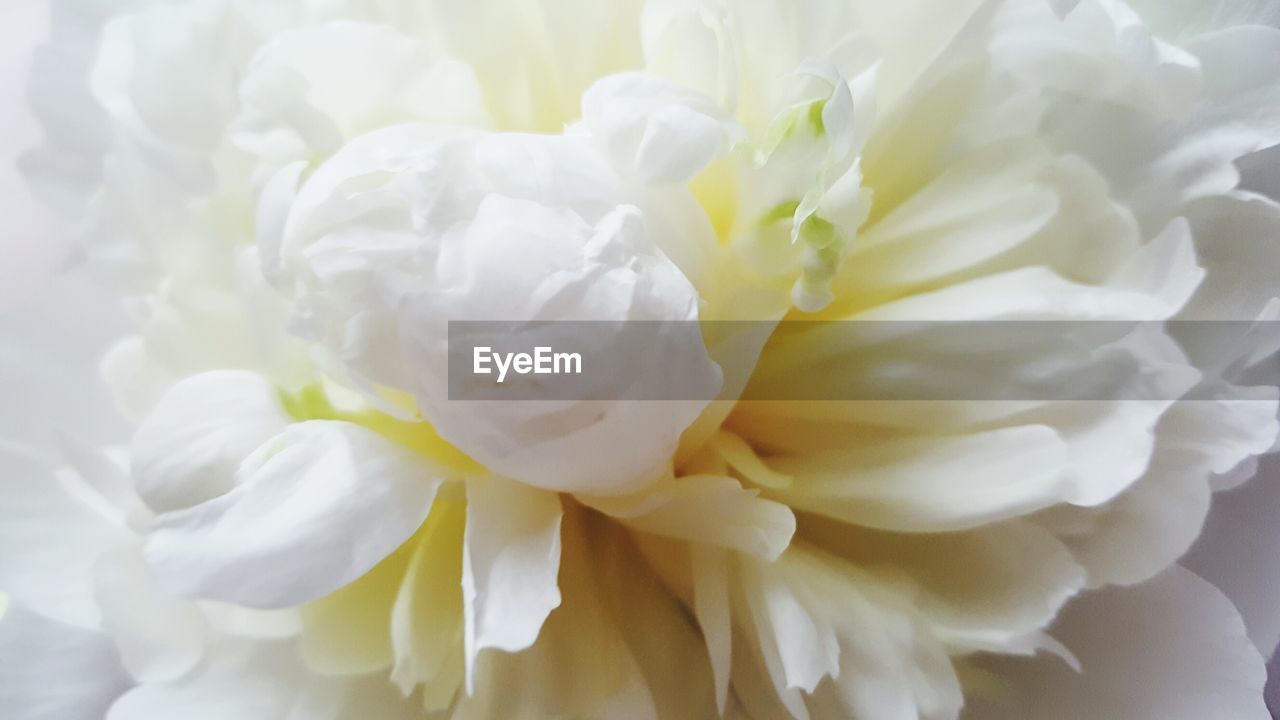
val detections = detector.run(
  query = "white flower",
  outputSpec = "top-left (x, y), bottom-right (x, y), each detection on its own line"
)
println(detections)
top-left (270, 124), bottom-right (722, 494)
top-left (3, 0), bottom-right (1280, 719)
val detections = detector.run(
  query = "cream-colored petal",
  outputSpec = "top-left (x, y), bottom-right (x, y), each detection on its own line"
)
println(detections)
top-left (146, 420), bottom-right (444, 608)
top-left (462, 476), bottom-right (563, 692)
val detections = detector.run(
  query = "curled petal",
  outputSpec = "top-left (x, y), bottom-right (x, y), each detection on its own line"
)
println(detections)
top-left (130, 371), bottom-right (291, 514)
top-left (145, 420), bottom-right (446, 608)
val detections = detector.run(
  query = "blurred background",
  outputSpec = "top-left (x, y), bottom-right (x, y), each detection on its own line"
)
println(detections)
top-left (1, 0), bottom-right (67, 313)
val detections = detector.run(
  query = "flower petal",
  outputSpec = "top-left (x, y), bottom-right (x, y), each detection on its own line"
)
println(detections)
top-left (106, 638), bottom-right (420, 720)
top-left (298, 539), bottom-right (413, 677)
top-left (462, 476), bottom-right (563, 692)
top-left (1183, 453), bottom-right (1280, 656)
top-left (145, 420), bottom-right (445, 608)
top-left (692, 546), bottom-right (732, 714)
top-left (580, 71), bottom-right (742, 183)
top-left (130, 370), bottom-right (291, 514)
top-left (965, 566), bottom-right (1269, 720)
top-left (0, 450), bottom-right (131, 627)
top-left (0, 599), bottom-right (130, 720)
top-left (93, 546), bottom-right (206, 683)
top-left (582, 474), bottom-right (796, 559)
top-left (735, 548), bottom-right (964, 720)
top-left (390, 496), bottom-right (466, 709)
top-left (769, 426), bottom-right (1070, 532)
top-left (1054, 392), bottom-right (1279, 586)
top-left (804, 517), bottom-right (1085, 654)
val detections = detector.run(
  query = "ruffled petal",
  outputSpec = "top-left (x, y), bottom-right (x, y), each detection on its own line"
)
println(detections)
top-left (1054, 392), bottom-right (1278, 586)
top-left (130, 370), bottom-right (291, 513)
top-left (462, 476), bottom-right (563, 691)
top-left (734, 547), bottom-right (964, 720)
top-left (145, 420), bottom-right (445, 608)
top-left (804, 517), bottom-right (1085, 654)
top-left (964, 566), bottom-right (1269, 720)
top-left (580, 71), bottom-right (743, 184)
top-left (1183, 454), bottom-right (1280, 656)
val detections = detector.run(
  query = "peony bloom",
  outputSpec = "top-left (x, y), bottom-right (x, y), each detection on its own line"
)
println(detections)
top-left (3, 0), bottom-right (1280, 718)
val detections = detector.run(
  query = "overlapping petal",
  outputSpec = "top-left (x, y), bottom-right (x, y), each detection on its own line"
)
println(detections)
top-left (145, 420), bottom-right (447, 608)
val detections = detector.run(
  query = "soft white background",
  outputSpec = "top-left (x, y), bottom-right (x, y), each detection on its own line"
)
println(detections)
top-left (0, 0), bottom-right (65, 313)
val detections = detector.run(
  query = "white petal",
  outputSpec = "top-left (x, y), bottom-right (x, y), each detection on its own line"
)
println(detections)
top-left (390, 497), bottom-right (466, 707)
top-left (298, 537), bottom-right (414, 677)
top-left (1028, 398), bottom-right (1181, 507)
top-left (580, 71), bottom-right (741, 183)
top-left (735, 549), bottom-right (963, 720)
top-left (692, 546), bottom-right (732, 714)
top-left (1044, 90), bottom-right (1267, 236)
top-left (202, 604), bottom-right (302, 640)
top-left (1179, 195), bottom-right (1280, 323)
top-left (462, 476), bottom-right (562, 692)
top-left (1127, 0), bottom-right (1280, 38)
top-left (770, 427), bottom-right (1070, 532)
top-left (804, 518), bottom-right (1085, 653)
top-left (635, 102), bottom-right (730, 183)
top-left (589, 523), bottom-right (718, 720)
top-left (856, 264), bottom-right (1193, 323)
top-left (841, 139), bottom-right (1059, 294)
top-left (457, 510), bottom-right (715, 719)
top-left (106, 638), bottom-right (420, 720)
top-left (1189, 25), bottom-right (1280, 148)
top-left (417, 0), bottom-right (643, 131)
top-left (966, 566), bottom-right (1269, 720)
top-left (582, 474), bottom-right (795, 559)
top-left (145, 420), bottom-right (445, 608)
top-left (232, 20), bottom-right (491, 172)
top-left (738, 558), bottom-right (839, 698)
top-left (1184, 454), bottom-right (1280, 656)
top-left (640, 0), bottom-right (738, 109)
top-left (93, 546), bottom-right (206, 683)
top-left (281, 127), bottom-right (721, 496)
top-left (0, 600), bottom-right (130, 720)
top-left (130, 370), bottom-right (291, 514)
top-left (0, 450), bottom-right (132, 627)
top-left (20, 0), bottom-right (115, 220)
top-left (1057, 393), bottom-right (1278, 586)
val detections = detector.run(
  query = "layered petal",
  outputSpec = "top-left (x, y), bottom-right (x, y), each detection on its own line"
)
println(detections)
top-left (582, 474), bottom-right (796, 559)
top-left (964, 566), bottom-right (1269, 720)
top-left (0, 451), bottom-right (132, 627)
top-left (0, 600), bottom-right (131, 720)
top-left (145, 420), bottom-right (446, 608)
top-left (130, 371), bottom-right (291, 513)
top-left (462, 476), bottom-right (563, 691)
top-left (92, 546), bottom-right (206, 683)
top-left (106, 638), bottom-right (419, 720)
top-left (766, 427), bottom-right (1071, 532)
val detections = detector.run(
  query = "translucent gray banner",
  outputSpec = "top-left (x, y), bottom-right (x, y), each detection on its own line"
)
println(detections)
top-left (446, 320), bottom-right (1280, 401)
